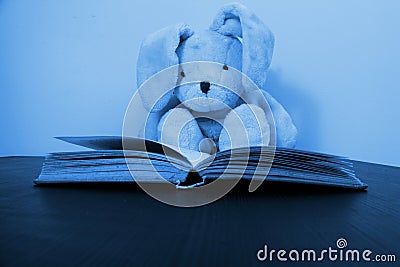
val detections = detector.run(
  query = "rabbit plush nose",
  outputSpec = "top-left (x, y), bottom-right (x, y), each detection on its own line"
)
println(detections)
top-left (200, 81), bottom-right (210, 94)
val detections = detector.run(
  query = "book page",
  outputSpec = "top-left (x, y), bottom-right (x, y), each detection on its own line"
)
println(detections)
top-left (56, 136), bottom-right (210, 169)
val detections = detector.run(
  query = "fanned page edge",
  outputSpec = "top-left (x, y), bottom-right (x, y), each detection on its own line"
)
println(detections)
top-left (56, 136), bottom-right (198, 168)
top-left (197, 145), bottom-right (368, 190)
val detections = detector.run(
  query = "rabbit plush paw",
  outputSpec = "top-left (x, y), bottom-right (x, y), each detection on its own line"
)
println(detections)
top-left (158, 107), bottom-right (217, 155)
top-left (158, 108), bottom-right (203, 151)
top-left (219, 104), bottom-right (271, 151)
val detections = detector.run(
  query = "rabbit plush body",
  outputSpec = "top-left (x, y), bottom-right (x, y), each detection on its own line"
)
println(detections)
top-left (136, 3), bottom-right (297, 155)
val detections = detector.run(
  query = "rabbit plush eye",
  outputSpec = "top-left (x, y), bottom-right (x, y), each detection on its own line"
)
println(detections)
top-left (180, 71), bottom-right (185, 77)
top-left (223, 64), bottom-right (228, 70)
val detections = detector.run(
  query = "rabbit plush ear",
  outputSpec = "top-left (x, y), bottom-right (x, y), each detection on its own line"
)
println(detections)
top-left (210, 3), bottom-right (274, 89)
top-left (137, 24), bottom-right (193, 111)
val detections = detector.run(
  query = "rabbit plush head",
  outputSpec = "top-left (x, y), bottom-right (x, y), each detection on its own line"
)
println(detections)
top-left (174, 29), bottom-right (243, 112)
top-left (137, 3), bottom-right (275, 113)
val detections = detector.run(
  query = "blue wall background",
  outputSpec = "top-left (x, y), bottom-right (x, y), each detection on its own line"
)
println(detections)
top-left (1, 0), bottom-right (399, 166)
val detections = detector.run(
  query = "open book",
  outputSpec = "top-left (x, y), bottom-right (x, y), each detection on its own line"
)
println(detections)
top-left (34, 136), bottom-right (367, 190)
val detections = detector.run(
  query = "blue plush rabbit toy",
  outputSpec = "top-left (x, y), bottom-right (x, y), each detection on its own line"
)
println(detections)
top-left (136, 3), bottom-right (297, 155)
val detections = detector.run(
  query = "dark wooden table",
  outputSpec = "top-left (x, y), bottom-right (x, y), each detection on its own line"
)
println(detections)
top-left (0, 156), bottom-right (399, 266)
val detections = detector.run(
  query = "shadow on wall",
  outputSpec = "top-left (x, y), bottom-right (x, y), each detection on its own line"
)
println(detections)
top-left (265, 69), bottom-right (320, 151)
